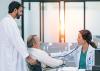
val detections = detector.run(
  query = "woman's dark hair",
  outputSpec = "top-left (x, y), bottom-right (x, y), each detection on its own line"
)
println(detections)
top-left (79, 30), bottom-right (97, 48)
top-left (27, 35), bottom-right (37, 48)
top-left (8, 1), bottom-right (22, 13)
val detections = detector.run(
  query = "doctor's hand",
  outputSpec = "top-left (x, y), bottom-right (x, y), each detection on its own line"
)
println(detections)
top-left (26, 55), bottom-right (37, 65)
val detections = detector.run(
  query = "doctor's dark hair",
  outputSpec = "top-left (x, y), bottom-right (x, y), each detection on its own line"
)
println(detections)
top-left (79, 30), bottom-right (97, 48)
top-left (8, 1), bottom-right (23, 13)
top-left (27, 35), bottom-right (37, 48)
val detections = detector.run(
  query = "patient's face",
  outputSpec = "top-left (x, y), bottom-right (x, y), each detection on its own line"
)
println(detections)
top-left (34, 36), bottom-right (40, 48)
top-left (77, 33), bottom-right (85, 46)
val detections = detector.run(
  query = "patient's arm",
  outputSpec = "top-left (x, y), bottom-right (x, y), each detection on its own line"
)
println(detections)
top-left (44, 54), bottom-right (63, 68)
top-left (28, 48), bottom-right (63, 68)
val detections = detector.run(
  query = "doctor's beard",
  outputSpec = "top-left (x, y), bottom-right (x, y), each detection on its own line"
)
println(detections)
top-left (16, 13), bottom-right (21, 19)
top-left (16, 15), bottom-right (21, 19)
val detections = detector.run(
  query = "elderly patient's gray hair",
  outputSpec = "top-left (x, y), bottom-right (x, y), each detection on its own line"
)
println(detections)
top-left (27, 35), bottom-right (37, 48)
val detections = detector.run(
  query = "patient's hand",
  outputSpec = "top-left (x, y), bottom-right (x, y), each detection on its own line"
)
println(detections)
top-left (26, 55), bottom-right (37, 65)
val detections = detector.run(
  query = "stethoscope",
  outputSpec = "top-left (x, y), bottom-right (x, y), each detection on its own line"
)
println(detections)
top-left (53, 45), bottom-right (79, 58)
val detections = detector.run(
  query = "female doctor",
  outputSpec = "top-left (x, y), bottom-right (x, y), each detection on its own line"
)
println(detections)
top-left (75, 29), bottom-right (97, 70)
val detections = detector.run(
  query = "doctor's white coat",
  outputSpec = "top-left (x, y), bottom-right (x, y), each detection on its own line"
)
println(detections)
top-left (74, 45), bottom-right (95, 70)
top-left (0, 14), bottom-right (29, 71)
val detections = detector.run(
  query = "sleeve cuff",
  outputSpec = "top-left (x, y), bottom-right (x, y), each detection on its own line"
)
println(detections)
top-left (23, 53), bottom-right (29, 59)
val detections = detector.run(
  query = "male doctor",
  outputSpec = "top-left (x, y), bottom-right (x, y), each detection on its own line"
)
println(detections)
top-left (0, 1), bottom-right (36, 71)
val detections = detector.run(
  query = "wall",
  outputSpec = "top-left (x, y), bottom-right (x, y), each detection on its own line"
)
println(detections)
top-left (86, 2), bottom-right (100, 36)
top-left (24, 2), bottom-right (40, 42)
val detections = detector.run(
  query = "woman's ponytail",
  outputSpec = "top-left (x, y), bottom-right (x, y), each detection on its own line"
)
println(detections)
top-left (89, 41), bottom-right (97, 49)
